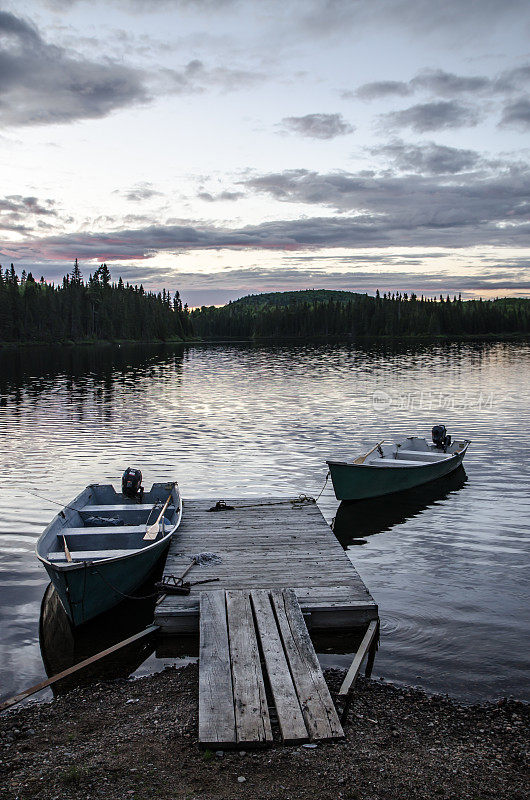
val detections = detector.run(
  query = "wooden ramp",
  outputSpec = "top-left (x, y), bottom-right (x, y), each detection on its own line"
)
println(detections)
top-left (156, 497), bottom-right (377, 634)
top-left (199, 588), bottom-right (344, 748)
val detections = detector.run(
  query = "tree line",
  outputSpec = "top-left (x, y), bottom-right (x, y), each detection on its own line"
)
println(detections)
top-left (191, 289), bottom-right (530, 339)
top-left (0, 261), bottom-right (193, 343)
top-left (2, 267), bottom-right (529, 344)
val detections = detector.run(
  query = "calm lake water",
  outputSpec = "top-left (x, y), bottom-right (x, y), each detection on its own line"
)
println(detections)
top-left (0, 340), bottom-right (528, 703)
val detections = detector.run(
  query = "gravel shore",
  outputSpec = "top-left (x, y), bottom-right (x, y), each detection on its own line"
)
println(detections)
top-left (1, 664), bottom-right (528, 800)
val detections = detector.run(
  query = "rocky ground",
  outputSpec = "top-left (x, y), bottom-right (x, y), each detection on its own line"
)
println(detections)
top-left (0, 664), bottom-right (528, 800)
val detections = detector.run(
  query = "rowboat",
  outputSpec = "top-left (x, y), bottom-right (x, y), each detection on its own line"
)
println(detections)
top-left (327, 428), bottom-right (470, 501)
top-left (36, 481), bottom-right (182, 627)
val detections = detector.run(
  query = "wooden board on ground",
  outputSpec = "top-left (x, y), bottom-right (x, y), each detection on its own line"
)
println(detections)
top-left (198, 592), bottom-right (236, 747)
top-left (271, 589), bottom-right (344, 740)
top-left (198, 588), bottom-right (344, 748)
top-left (226, 590), bottom-right (272, 746)
top-left (251, 589), bottom-right (308, 743)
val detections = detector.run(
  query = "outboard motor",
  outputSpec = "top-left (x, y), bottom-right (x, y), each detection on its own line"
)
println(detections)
top-left (432, 425), bottom-right (452, 451)
top-left (122, 467), bottom-right (143, 499)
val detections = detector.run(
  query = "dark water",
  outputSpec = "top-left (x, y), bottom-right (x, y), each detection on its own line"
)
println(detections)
top-left (0, 341), bottom-right (528, 703)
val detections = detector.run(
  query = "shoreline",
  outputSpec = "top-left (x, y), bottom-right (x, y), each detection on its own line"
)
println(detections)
top-left (1, 665), bottom-right (527, 800)
top-left (0, 332), bottom-right (529, 349)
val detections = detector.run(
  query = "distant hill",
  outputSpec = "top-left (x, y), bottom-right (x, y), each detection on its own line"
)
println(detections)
top-left (222, 289), bottom-right (366, 309)
top-left (191, 289), bottom-right (530, 340)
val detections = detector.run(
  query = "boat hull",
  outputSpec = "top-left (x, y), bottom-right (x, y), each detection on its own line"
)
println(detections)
top-left (327, 451), bottom-right (466, 501)
top-left (42, 539), bottom-right (170, 627)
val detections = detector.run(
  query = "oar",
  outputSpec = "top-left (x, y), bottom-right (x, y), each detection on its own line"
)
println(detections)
top-left (61, 534), bottom-right (72, 562)
top-left (144, 490), bottom-right (173, 540)
top-left (353, 440), bottom-right (385, 465)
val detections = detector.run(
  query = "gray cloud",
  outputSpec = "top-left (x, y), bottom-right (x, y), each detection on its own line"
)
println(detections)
top-left (2, 200), bottom-right (529, 264)
top-left (240, 164), bottom-right (530, 244)
top-left (299, 0), bottom-right (530, 38)
top-left (0, 11), bottom-right (149, 127)
top-left (161, 59), bottom-right (265, 94)
top-left (495, 65), bottom-right (530, 93)
top-left (374, 141), bottom-right (480, 174)
top-left (0, 195), bottom-right (56, 216)
top-left (383, 101), bottom-right (480, 132)
top-left (3, 153), bottom-right (529, 260)
top-left (352, 81), bottom-right (412, 100)
top-left (121, 183), bottom-right (163, 202)
top-left (356, 64), bottom-right (530, 103)
top-left (197, 190), bottom-right (245, 202)
top-left (0, 11), bottom-right (269, 128)
top-left (280, 113), bottom-right (354, 139)
top-left (0, 194), bottom-right (58, 233)
top-left (500, 97), bottom-right (530, 130)
top-left (410, 69), bottom-right (491, 96)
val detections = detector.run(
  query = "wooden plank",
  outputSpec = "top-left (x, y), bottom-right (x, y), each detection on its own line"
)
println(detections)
top-left (0, 626), bottom-right (159, 713)
top-left (198, 592), bottom-right (236, 747)
top-left (250, 590), bottom-right (308, 743)
top-left (338, 620), bottom-right (379, 697)
top-left (271, 589), bottom-right (343, 741)
top-left (225, 590), bottom-right (272, 746)
top-left (161, 589), bottom-right (374, 610)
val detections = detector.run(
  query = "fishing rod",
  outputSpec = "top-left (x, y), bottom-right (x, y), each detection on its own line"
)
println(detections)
top-left (22, 490), bottom-right (79, 513)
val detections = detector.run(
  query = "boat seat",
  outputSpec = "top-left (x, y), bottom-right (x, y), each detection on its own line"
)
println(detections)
top-left (58, 525), bottom-right (144, 537)
top-left (370, 459), bottom-right (427, 467)
top-left (397, 449), bottom-right (451, 460)
top-left (47, 548), bottom-right (141, 562)
top-left (81, 504), bottom-right (175, 513)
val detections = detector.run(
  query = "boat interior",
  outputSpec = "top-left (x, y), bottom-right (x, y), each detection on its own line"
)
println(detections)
top-left (38, 483), bottom-right (181, 565)
top-left (363, 437), bottom-right (469, 467)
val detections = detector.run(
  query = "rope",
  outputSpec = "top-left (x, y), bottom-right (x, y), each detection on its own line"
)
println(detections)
top-left (314, 470), bottom-right (331, 501)
top-left (92, 564), bottom-right (160, 601)
top-left (90, 550), bottom-right (213, 602)
top-left (208, 495), bottom-right (317, 511)
top-left (207, 479), bottom-right (330, 513)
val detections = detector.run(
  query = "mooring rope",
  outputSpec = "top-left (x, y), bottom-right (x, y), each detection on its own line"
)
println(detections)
top-left (92, 564), bottom-right (161, 601)
top-left (207, 494), bottom-right (317, 512)
top-left (314, 470), bottom-right (331, 501)
top-left (207, 473), bottom-right (331, 513)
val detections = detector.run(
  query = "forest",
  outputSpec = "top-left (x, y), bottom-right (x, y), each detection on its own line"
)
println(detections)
top-left (2, 264), bottom-right (529, 344)
top-left (191, 289), bottom-right (530, 339)
top-left (0, 262), bottom-right (192, 343)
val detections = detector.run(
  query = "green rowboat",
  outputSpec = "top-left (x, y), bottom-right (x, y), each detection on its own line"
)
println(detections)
top-left (36, 481), bottom-right (182, 627)
top-left (327, 435), bottom-right (470, 501)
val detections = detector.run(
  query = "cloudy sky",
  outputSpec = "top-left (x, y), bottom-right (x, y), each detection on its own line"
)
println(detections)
top-left (1, 0), bottom-right (530, 305)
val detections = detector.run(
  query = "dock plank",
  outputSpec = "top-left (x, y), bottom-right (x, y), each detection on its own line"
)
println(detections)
top-left (251, 590), bottom-right (308, 743)
top-left (272, 589), bottom-right (344, 741)
top-left (225, 591), bottom-right (272, 746)
top-left (198, 592), bottom-right (236, 747)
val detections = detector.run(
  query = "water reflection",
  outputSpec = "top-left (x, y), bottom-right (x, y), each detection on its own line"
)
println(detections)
top-left (333, 466), bottom-right (468, 546)
top-left (39, 582), bottom-right (158, 695)
top-left (0, 343), bottom-right (185, 421)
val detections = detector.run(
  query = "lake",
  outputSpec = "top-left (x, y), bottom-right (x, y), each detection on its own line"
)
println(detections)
top-left (0, 340), bottom-right (528, 703)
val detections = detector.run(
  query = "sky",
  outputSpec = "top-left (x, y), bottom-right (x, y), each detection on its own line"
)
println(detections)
top-left (1, 0), bottom-right (530, 305)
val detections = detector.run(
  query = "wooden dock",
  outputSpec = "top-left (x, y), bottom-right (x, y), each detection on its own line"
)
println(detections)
top-left (199, 588), bottom-right (344, 748)
top-left (155, 497), bottom-right (377, 633)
